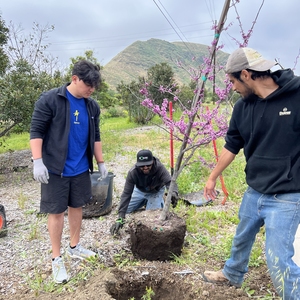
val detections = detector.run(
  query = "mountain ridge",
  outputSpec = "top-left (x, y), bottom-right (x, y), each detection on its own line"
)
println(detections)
top-left (102, 38), bottom-right (229, 90)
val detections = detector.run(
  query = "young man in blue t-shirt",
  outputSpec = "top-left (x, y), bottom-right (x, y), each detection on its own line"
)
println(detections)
top-left (30, 60), bottom-right (108, 283)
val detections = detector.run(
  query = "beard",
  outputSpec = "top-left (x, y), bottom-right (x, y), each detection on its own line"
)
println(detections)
top-left (240, 84), bottom-right (256, 102)
top-left (241, 92), bottom-right (257, 103)
top-left (241, 85), bottom-right (254, 98)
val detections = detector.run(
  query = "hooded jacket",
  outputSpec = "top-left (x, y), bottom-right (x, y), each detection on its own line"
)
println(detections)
top-left (225, 69), bottom-right (300, 194)
top-left (118, 157), bottom-right (178, 218)
top-left (30, 83), bottom-right (101, 175)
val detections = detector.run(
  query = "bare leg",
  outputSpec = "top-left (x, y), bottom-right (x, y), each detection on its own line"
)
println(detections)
top-left (68, 207), bottom-right (82, 247)
top-left (48, 213), bottom-right (64, 258)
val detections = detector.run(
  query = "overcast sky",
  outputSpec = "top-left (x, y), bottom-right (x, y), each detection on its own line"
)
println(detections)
top-left (1, 0), bottom-right (300, 74)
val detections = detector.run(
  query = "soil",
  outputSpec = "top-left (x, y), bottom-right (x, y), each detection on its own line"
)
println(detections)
top-left (128, 210), bottom-right (186, 261)
top-left (0, 149), bottom-right (280, 300)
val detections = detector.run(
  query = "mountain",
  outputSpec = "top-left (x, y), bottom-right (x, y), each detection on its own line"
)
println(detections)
top-left (102, 38), bottom-right (229, 91)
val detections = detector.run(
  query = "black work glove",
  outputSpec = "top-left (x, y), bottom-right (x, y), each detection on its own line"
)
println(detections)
top-left (110, 217), bottom-right (125, 235)
top-left (171, 192), bottom-right (179, 208)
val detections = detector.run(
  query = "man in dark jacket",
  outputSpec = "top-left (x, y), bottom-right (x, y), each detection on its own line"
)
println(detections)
top-left (110, 149), bottom-right (178, 234)
top-left (30, 60), bottom-right (108, 284)
top-left (202, 47), bottom-right (300, 299)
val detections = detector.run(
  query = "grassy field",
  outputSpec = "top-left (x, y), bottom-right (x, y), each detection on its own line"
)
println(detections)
top-left (0, 115), bottom-right (247, 203)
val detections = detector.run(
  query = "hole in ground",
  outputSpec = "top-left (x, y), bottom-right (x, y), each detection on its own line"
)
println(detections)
top-left (106, 269), bottom-right (196, 300)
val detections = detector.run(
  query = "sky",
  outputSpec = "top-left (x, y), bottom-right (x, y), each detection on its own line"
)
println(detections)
top-left (1, 0), bottom-right (300, 74)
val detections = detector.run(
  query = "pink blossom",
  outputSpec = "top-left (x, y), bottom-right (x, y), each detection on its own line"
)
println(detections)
top-left (137, 0), bottom-right (259, 174)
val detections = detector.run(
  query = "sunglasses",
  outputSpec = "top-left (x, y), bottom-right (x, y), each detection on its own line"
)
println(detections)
top-left (140, 165), bottom-right (152, 168)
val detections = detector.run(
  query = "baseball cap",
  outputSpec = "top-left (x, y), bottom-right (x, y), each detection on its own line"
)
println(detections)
top-left (225, 47), bottom-right (276, 74)
top-left (136, 149), bottom-right (153, 166)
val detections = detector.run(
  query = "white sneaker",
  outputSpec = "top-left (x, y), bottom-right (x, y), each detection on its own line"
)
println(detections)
top-left (67, 244), bottom-right (96, 260)
top-left (52, 256), bottom-right (68, 284)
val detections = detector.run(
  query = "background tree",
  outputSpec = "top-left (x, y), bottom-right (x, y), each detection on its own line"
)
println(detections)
top-left (147, 62), bottom-right (178, 106)
top-left (116, 62), bottom-right (177, 125)
top-left (0, 22), bottom-right (61, 137)
top-left (66, 50), bottom-right (117, 109)
top-left (177, 80), bottom-right (197, 109)
top-left (116, 79), bottom-right (154, 124)
top-left (0, 60), bottom-right (55, 136)
top-left (6, 22), bottom-right (60, 74)
top-left (0, 15), bottom-right (9, 75)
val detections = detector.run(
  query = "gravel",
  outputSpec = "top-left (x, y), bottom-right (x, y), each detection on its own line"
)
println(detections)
top-left (0, 126), bottom-right (200, 299)
top-left (0, 149), bottom-right (132, 297)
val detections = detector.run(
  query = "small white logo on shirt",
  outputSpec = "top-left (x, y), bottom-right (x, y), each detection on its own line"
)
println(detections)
top-left (279, 107), bottom-right (291, 116)
top-left (74, 110), bottom-right (80, 124)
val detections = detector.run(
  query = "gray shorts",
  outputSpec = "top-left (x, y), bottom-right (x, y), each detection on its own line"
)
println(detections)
top-left (40, 171), bottom-right (92, 214)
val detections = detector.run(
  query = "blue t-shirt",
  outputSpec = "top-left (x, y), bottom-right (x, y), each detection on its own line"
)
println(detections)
top-left (63, 89), bottom-right (89, 176)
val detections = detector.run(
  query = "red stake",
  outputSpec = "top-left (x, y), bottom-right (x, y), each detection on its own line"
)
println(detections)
top-left (212, 139), bottom-right (229, 205)
top-left (169, 101), bottom-right (174, 175)
top-left (207, 107), bottom-right (229, 204)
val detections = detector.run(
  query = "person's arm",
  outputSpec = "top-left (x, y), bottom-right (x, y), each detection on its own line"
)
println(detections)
top-left (94, 141), bottom-right (105, 162)
top-left (118, 172), bottom-right (135, 218)
top-left (94, 141), bottom-right (108, 178)
top-left (110, 171), bottom-right (135, 235)
top-left (30, 138), bottom-right (49, 184)
top-left (30, 138), bottom-right (43, 160)
top-left (204, 147), bottom-right (236, 200)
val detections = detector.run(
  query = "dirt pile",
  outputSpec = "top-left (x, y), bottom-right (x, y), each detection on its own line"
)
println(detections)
top-left (128, 210), bottom-right (186, 260)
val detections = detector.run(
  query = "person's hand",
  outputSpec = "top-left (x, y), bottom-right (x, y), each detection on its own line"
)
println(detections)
top-left (33, 158), bottom-right (49, 184)
top-left (171, 192), bottom-right (179, 208)
top-left (110, 217), bottom-right (125, 235)
top-left (204, 178), bottom-right (218, 200)
top-left (98, 162), bottom-right (108, 179)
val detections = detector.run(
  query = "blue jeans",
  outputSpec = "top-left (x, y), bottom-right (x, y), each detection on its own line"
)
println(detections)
top-left (223, 187), bottom-right (300, 299)
top-left (126, 186), bottom-right (165, 214)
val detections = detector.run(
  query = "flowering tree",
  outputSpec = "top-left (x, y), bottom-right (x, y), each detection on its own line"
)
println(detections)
top-left (139, 0), bottom-right (264, 220)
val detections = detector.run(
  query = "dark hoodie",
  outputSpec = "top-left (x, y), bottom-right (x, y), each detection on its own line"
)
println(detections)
top-left (225, 69), bottom-right (300, 194)
top-left (118, 157), bottom-right (178, 218)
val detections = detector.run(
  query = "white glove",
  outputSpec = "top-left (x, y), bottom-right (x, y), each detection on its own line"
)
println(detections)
top-left (98, 162), bottom-right (108, 179)
top-left (33, 158), bottom-right (49, 184)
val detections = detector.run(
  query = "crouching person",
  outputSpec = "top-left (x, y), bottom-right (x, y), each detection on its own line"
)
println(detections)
top-left (110, 149), bottom-right (178, 234)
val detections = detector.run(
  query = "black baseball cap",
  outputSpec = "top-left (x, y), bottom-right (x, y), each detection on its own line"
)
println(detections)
top-left (136, 149), bottom-right (153, 166)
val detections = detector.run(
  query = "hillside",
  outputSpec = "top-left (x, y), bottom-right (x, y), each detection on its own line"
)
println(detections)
top-left (102, 38), bottom-right (229, 91)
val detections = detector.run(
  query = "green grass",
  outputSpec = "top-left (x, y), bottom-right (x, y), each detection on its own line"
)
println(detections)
top-left (173, 199), bottom-right (265, 269)
top-left (101, 116), bottom-right (138, 131)
top-left (0, 132), bottom-right (30, 154)
top-left (24, 256), bottom-right (106, 297)
top-left (0, 116), bottom-right (138, 154)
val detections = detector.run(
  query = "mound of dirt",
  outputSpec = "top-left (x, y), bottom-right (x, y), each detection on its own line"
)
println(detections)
top-left (128, 210), bottom-right (186, 260)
